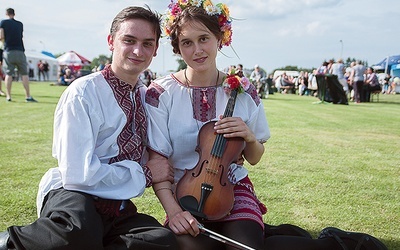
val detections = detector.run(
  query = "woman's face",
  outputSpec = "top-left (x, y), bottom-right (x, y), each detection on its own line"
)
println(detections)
top-left (178, 21), bottom-right (219, 71)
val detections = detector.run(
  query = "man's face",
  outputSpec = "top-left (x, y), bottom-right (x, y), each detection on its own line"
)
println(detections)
top-left (108, 18), bottom-right (158, 83)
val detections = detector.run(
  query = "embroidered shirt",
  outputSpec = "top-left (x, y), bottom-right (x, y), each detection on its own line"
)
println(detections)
top-left (36, 65), bottom-right (149, 216)
top-left (145, 74), bottom-right (270, 183)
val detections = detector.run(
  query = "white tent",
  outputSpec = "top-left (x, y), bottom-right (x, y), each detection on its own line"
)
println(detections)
top-left (25, 50), bottom-right (59, 81)
top-left (57, 51), bottom-right (91, 66)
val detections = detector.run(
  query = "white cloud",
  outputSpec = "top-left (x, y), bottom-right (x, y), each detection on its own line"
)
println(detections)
top-left (2, 0), bottom-right (400, 74)
top-left (306, 21), bottom-right (324, 35)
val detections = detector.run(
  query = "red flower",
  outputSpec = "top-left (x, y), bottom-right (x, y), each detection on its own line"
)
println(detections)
top-left (227, 75), bottom-right (240, 89)
top-left (171, 3), bottom-right (182, 16)
top-left (218, 14), bottom-right (228, 26)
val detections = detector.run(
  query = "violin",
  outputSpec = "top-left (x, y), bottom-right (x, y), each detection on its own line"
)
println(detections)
top-left (175, 89), bottom-right (245, 220)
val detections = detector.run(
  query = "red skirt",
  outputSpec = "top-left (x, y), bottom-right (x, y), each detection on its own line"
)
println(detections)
top-left (166, 176), bottom-right (267, 229)
top-left (213, 175), bottom-right (267, 229)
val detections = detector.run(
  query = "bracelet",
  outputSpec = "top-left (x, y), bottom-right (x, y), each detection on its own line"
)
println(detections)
top-left (154, 187), bottom-right (172, 194)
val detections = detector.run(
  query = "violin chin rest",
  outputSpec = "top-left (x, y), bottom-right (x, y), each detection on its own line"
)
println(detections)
top-left (179, 196), bottom-right (208, 220)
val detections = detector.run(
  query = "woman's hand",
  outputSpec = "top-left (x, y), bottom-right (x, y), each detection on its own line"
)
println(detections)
top-left (215, 116), bottom-right (264, 165)
top-left (214, 116), bottom-right (256, 143)
top-left (168, 210), bottom-right (200, 237)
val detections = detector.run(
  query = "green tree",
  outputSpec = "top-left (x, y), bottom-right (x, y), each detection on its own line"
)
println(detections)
top-left (54, 52), bottom-right (64, 58)
top-left (91, 54), bottom-right (112, 70)
top-left (271, 65), bottom-right (315, 74)
top-left (176, 57), bottom-right (187, 71)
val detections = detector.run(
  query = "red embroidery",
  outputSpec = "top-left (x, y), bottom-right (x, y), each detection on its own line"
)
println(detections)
top-left (101, 65), bottom-right (147, 164)
top-left (201, 176), bottom-right (266, 230)
top-left (245, 84), bottom-right (261, 106)
top-left (145, 82), bottom-right (165, 108)
top-left (192, 87), bottom-right (216, 122)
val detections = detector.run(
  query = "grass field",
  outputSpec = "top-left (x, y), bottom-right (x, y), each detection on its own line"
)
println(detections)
top-left (0, 81), bottom-right (399, 249)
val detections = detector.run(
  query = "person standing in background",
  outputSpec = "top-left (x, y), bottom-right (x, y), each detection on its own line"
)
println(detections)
top-left (37, 60), bottom-right (45, 81)
top-left (0, 40), bottom-right (5, 96)
top-left (28, 60), bottom-right (34, 80)
top-left (330, 58), bottom-right (349, 94)
top-left (349, 60), bottom-right (366, 103)
top-left (0, 8), bottom-right (37, 102)
top-left (42, 60), bottom-right (49, 81)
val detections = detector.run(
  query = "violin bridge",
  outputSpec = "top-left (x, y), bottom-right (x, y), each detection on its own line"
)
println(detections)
top-left (205, 167), bottom-right (219, 175)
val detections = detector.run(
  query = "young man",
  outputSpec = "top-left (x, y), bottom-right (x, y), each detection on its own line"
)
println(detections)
top-left (0, 6), bottom-right (178, 250)
top-left (0, 8), bottom-right (37, 102)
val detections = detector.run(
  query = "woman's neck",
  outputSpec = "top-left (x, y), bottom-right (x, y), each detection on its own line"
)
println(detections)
top-left (184, 68), bottom-right (221, 87)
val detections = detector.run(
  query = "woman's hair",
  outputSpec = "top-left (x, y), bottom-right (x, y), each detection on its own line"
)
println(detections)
top-left (110, 6), bottom-right (162, 46)
top-left (169, 6), bottom-right (222, 54)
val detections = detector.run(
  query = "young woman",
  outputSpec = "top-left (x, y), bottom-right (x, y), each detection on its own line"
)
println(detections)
top-left (145, 1), bottom-right (387, 249)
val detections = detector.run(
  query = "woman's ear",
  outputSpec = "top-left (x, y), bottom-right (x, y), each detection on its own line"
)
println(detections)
top-left (153, 44), bottom-right (159, 57)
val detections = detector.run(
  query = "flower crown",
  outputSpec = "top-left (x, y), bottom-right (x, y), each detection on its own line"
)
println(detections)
top-left (223, 69), bottom-right (251, 94)
top-left (164, 0), bottom-right (233, 49)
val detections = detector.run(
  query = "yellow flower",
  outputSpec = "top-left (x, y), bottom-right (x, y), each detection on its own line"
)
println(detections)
top-left (219, 3), bottom-right (229, 17)
top-left (178, 0), bottom-right (189, 6)
top-left (203, 0), bottom-right (213, 7)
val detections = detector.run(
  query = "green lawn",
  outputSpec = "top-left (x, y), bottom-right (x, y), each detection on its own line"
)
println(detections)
top-left (0, 81), bottom-right (399, 249)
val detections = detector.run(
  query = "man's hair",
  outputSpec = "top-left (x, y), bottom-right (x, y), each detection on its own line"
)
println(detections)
top-left (6, 8), bottom-right (15, 16)
top-left (110, 6), bottom-right (161, 45)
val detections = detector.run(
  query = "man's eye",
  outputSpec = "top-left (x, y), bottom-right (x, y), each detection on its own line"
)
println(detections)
top-left (124, 39), bottom-right (135, 44)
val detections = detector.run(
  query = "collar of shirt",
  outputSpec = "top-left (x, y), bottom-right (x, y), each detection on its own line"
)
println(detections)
top-left (102, 64), bottom-right (143, 92)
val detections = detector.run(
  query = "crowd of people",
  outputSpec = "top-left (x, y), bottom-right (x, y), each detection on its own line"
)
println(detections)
top-left (245, 58), bottom-right (398, 104)
top-left (314, 59), bottom-right (391, 103)
top-left (0, 2), bottom-right (390, 250)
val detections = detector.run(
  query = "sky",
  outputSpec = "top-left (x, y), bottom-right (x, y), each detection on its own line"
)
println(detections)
top-left (2, 0), bottom-right (399, 75)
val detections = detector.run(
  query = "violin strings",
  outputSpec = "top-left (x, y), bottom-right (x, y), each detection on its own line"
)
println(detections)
top-left (206, 89), bottom-right (237, 185)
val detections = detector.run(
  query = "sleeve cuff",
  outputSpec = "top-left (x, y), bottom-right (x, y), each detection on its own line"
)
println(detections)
top-left (142, 165), bottom-right (153, 187)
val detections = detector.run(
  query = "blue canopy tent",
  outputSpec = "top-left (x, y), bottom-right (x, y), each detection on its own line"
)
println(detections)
top-left (41, 50), bottom-right (56, 58)
top-left (372, 55), bottom-right (400, 73)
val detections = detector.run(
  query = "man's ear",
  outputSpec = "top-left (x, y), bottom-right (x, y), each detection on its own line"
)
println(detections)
top-left (107, 35), bottom-right (114, 51)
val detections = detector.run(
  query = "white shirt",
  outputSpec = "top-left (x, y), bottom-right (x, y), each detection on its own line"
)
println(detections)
top-left (36, 68), bottom-right (148, 216)
top-left (145, 74), bottom-right (270, 183)
top-left (330, 63), bottom-right (345, 79)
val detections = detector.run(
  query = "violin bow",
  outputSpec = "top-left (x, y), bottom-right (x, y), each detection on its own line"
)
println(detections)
top-left (198, 224), bottom-right (256, 250)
